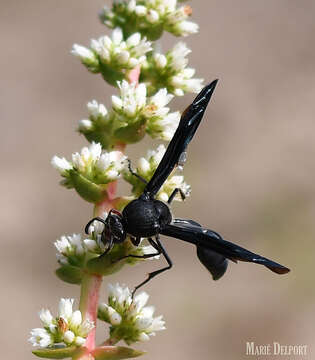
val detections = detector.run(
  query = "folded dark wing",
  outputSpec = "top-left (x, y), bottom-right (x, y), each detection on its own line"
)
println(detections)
top-left (160, 220), bottom-right (290, 275)
top-left (142, 80), bottom-right (218, 197)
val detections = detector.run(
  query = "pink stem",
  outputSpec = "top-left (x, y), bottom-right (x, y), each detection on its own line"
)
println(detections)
top-left (127, 65), bottom-right (140, 85)
top-left (78, 273), bottom-right (102, 358)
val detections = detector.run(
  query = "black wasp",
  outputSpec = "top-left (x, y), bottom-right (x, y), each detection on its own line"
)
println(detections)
top-left (85, 80), bottom-right (290, 294)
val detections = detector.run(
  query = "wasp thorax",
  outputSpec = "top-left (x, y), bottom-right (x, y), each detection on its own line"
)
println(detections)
top-left (122, 198), bottom-right (172, 238)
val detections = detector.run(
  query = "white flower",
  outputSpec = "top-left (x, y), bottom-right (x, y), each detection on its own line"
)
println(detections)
top-left (138, 332), bottom-right (150, 341)
top-left (108, 283), bottom-right (132, 307)
top-left (39, 309), bottom-right (53, 326)
top-left (90, 28), bottom-right (152, 69)
top-left (29, 328), bottom-right (53, 348)
top-left (169, 42), bottom-right (190, 71)
top-left (138, 158), bottom-right (150, 174)
top-left (77, 319), bottom-right (94, 337)
top-left (141, 243), bottom-right (160, 260)
top-left (145, 89), bottom-right (180, 140)
top-left (83, 239), bottom-right (98, 252)
top-left (154, 53), bottom-right (167, 68)
top-left (29, 298), bottom-right (94, 348)
top-left (87, 100), bottom-right (108, 119)
top-left (72, 142), bottom-right (102, 170)
top-left (55, 234), bottom-right (85, 264)
top-left (135, 5), bottom-right (147, 16)
top-left (171, 71), bottom-right (203, 94)
top-left (127, 144), bottom-right (190, 201)
top-left (59, 298), bottom-right (74, 321)
top-left (128, 0), bottom-right (136, 12)
top-left (147, 144), bottom-right (166, 166)
top-left (99, 304), bottom-right (122, 325)
top-left (151, 42), bottom-right (203, 95)
top-left (147, 9), bottom-right (159, 23)
top-left (64, 330), bottom-right (75, 344)
top-left (99, 283), bottom-right (165, 344)
top-left (112, 80), bottom-right (147, 117)
top-left (143, 87), bottom-right (178, 136)
top-left (166, 4), bottom-right (193, 24)
top-left (71, 44), bottom-right (99, 72)
top-left (51, 156), bottom-right (72, 175)
top-left (96, 151), bottom-right (126, 173)
top-left (70, 310), bottom-right (82, 327)
top-left (101, 0), bottom-right (198, 39)
top-left (71, 44), bottom-right (96, 62)
top-left (78, 119), bottom-right (93, 131)
top-left (75, 337), bottom-right (86, 346)
top-left (111, 81), bottom-right (179, 140)
top-left (54, 216), bottom-right (107, 264)
top-left (176, 20), bottom-right (199, 36)
top-left (53, 142), bottom-right (127, 185)
top-left (86, 212), bottom-right (107, 236)
top-left (133, 292), bottom-right (149, 312)
top-left (126, 33), bottom-right (141, 47)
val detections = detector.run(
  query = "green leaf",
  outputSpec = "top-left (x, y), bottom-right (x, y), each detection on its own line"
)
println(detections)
top-left (32, 346), bottom-right (77, 359)
top-left (114, 118), bottom-right (146, 144)
top-left (85, 253), bottom-right (125, 276)
top-left (55, 265), bottom-right (83, 285)
top-left (69, 170), bottom-right (106, 203)
top-left (99, 63), bottom-right (124, 86)
top-left (92, 346), bottom-right (145, 360)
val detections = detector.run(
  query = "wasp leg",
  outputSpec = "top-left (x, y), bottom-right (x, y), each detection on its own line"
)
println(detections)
top-left (130, 236), bottom-right (141, 247)
top-left (132, 236), bottom-right (173, 297)
top-left (99, 244), bottom-right (114, 259)
top-left (85, 217), bottom-right (106, 234)
top-left (127, 159), bottom-right (148, 184)
top-left (167, 188), bottom-right (186, 204)
top-left (113, 238), bottom-right (161, 263)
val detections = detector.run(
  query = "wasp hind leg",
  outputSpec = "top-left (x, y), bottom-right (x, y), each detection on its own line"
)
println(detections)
top-left (132, 235), bottom-right (173, 297)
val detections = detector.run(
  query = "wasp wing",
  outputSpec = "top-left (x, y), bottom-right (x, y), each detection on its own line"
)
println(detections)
top-left (142, 80), bottom-right (218, 197)
top-left (167, 219), bottom-right (228, 280)
top-left (160, 219), bottom-right (290, 276)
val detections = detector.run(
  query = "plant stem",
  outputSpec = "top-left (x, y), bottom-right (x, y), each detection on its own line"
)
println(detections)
top-left (77, 273), bottom-right (103, 359)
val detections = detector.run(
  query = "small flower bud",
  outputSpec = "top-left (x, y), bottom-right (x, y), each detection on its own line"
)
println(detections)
top-left (128, 0), bottom-right (136, 12)
top-left (174, 20), bottom-right (199, 36)
top-left (154, 53), bottom-right (167, 68)
top-left (116, 50), bottom-right (130, 64)
top-left (64, 330), bottom-right (75, 344)
top-left (71, 44), bottom-right (95, 62)
top-left (138, 158), bottom-right (150, 174)
top-left (126, 33), bottom-right (141, 47)
top-left (70, 310), bottom-right (82, 327)
top-left (51, 156), bottom-right (72, 175)
top-left (74, 336), bottom-right (86, 346)
top-left (112, 28), bottom-right (123, 45)
top-left (138, 332), bottom-right (150, 342)
top-left (111, 95), bottom-right (123, 110)
top-left (59, 298), bottom-right (74, 321)
top-left (135, 5), bottom-right (147, 16)
top-left (147, 10), bottom-right (159, 23)
top-left (78, 119), bottom-right (93, 131)
top-left (39, 309), bottom-right (53, 326)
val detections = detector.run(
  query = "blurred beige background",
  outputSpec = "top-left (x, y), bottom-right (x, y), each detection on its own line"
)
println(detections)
top-left (1, 0), bottom-right (315, 359)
